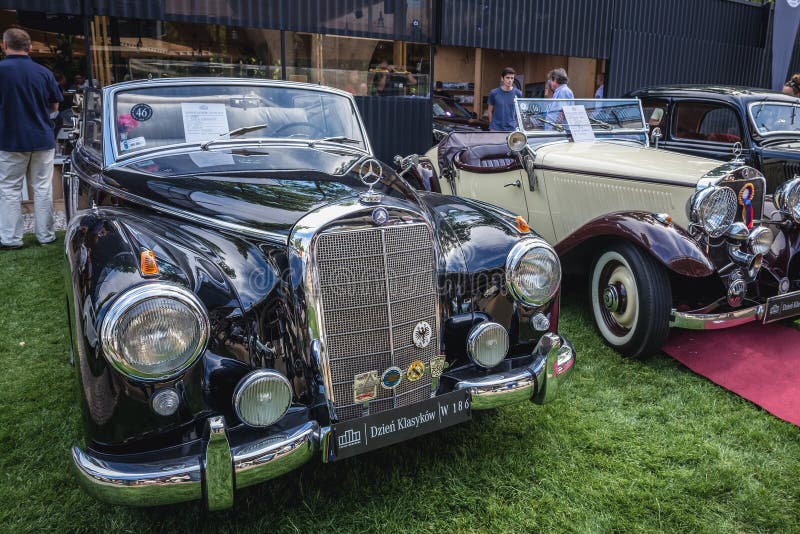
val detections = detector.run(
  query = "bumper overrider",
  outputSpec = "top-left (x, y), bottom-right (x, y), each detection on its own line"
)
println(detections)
top-left (72, 333), bottom-right (574, 510)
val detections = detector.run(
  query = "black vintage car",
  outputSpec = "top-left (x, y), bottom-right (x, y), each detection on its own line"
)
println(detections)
top-left (629, 85), bottom-right (800, 192)
top-left (432, 90), bottom-right (489, 143)
top-left (63, 78), bottom-right (574, 509)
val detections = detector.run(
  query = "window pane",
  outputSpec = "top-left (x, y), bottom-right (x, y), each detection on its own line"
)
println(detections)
top-left (674, 102), bottom-right (741, 143)
top-left (285, 33), bottom-right (430, 97)
top-left (90, 18), bottom-right (282, 85)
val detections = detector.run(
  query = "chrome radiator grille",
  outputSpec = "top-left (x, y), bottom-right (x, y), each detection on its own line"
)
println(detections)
top-left (315, 222), bottom-right (437, 422)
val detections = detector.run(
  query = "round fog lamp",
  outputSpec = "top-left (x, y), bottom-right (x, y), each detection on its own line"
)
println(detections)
top-left (233, 370), bottom-right (292, 428)
top-left (748, 226), bottom-right (773, 256)
top-left (467, 322), bottom-right (509, 368)
top-left (152, 388), bottom-right (180, 416)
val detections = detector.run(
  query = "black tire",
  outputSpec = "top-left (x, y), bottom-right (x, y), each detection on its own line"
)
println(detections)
top-left (590, 242), bottom-right (672, 358)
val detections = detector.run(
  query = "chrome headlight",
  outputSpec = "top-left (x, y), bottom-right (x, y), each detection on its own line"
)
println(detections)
top-left (505, 238), bottom-right (561, 307)
top-left (100, 284), bottom-right (210, 381)
top-left (748, 226), bottom-right (773, 255)
top-left (775, 176), bottom-right (800, 222)
top-left (690, 186), bottom-right (737, 238)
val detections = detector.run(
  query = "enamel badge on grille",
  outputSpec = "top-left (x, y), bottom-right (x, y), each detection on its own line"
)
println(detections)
top-left (412, 321), bottom-right (432, 348)
top-left (406, 360), bottom-right (425, 382)
top-left (353, 371), bottom-right (378, 403)
top-left (381, 367), bottom-right (403, 390)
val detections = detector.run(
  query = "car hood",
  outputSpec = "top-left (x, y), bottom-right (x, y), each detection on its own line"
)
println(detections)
top-left (535, 140), bottom-right (723, 186)
top-left (759, 141), bottom-right (800, 160)
top-left (104, 148), bottom-right (420, 239)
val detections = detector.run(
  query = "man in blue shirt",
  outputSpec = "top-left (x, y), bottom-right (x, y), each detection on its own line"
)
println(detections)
top-left (548, 68), bottom-right (574, 100)
top-left (487, 67), bottom-right (522, 131)
top-left (0, 28), bottom-right (62, 249)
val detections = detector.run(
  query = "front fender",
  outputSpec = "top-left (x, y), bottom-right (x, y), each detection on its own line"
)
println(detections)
top-left (556, 211), bottom-right (714, 278)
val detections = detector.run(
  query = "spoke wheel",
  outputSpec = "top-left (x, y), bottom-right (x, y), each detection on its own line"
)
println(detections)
top-left (590, 243), bottom-right (672, 358)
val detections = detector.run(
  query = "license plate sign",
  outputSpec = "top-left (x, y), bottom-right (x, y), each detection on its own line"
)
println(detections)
top-left (330, 389), bottom-right (471, 461)
top-left (763, 290), bottom-right (800, 323)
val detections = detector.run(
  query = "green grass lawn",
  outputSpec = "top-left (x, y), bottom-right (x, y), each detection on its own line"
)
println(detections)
top-left (1, 234), bottom-right (798, 533)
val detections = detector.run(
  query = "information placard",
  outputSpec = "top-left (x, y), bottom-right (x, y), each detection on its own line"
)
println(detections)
top-left (181, 103), bottom-right (230, 144)
top-left (562, 105), bottom-right (596, 142)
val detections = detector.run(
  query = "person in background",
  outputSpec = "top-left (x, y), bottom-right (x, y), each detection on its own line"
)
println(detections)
top-left (595, 72), bottom-right (605, 99)
top-left (371, 59), bottom-right (416, 96)
top-left (344, 70), bottom-right (367, 96)
top-left (548, 68), bottom-right (574, 99)
top-left (487, 67), bottom-right (522, 131)
top-left (783, 74), bottom-right (800, 97)
top-left (69, 73), bottom-right (86, 92)
top-left (0, 27), bottom-right (62, 249)
top-left (544, 79), bottom-right (554, 98)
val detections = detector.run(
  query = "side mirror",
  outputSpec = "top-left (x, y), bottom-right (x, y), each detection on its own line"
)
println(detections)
top-left (650, 127), bottom-right (662, 149)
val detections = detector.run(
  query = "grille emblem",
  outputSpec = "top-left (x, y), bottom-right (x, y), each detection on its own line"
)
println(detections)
top-left (412, 321), bottom-right (432, 348)
top-left (406, 360), bottom-right (425, 382)
top-left (372, 207), bottom-right (389, 226)
top-left (429, 356), bottom-right (446, 378)
top-left (353, 371), bottom-right (378, 403)
top-left (381, 367), bottom-right (403, 390)
top-left (358, 158), bottom-right (383, 203)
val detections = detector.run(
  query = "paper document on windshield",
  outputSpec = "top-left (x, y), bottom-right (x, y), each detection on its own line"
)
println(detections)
top-left (562, 105), bottom-right (596, 142)
top-left (181, 103), bottom-right (230, 143)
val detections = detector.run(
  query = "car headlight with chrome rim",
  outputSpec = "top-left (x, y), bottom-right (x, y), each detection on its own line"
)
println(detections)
top-left (505, 238), bottom-right (561, 307)
top-left (100, 283), bottom-right (210, 381)
top-left (775, 176), bottom-right (800, 223)
top-left (689, 185), bottom-right (737, 238)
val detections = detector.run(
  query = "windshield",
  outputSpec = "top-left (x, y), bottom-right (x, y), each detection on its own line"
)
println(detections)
top-left (515, 98), bottom-right (646, 135)
top-left (433, 96), bottom-right (473, 119)
top-left (749, 102), bottom-right (800, 136)
top-left (113, 84), bottom-right (368, 157)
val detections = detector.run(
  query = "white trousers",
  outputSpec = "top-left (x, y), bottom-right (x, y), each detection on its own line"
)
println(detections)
top-left (0, 149), bottom-right (55, 246)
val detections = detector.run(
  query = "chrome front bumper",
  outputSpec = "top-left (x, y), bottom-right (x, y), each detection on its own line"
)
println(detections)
top-left (454, 332), bottom-right (575, 409)
top-left (72, 333), bottom-right (574, 510)
top-left (670, 300), bottom-right (764, 330)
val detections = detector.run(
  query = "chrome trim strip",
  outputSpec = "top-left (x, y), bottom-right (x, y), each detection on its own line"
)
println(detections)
top-left (379, 229), bottom-right (398, 409)
top-left (670, 303), bottom-right (764, 330)
top-left (204, 416), bottom-right (234, 511)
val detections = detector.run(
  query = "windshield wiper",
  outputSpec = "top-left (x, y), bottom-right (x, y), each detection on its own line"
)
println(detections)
top-left (588, 117), bottom-right (613, 130)
top-left (527, 113), bottom-right (565, 132)
top-left (308, 136), bottom-right (363, 148)
top-left (200, 123), bottom-right (268, 151)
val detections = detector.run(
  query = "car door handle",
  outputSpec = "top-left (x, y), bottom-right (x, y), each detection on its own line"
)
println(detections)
top-left (504, 179), bottom-right (521, 188)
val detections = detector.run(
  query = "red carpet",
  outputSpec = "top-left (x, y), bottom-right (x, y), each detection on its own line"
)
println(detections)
top-left (662, 322), bottom-right (800, 427)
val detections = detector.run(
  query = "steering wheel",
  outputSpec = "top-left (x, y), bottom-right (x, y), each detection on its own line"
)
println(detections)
top-left (274, 122), bottom-right (325, 139)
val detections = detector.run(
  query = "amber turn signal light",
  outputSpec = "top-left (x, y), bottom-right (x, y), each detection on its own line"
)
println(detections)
top-left (140, 249), bottom-right (159, 275)
top-left (516, 216), bottom-right (531, 234)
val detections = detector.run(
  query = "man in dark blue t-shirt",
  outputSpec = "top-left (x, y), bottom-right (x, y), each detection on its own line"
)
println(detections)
top-left (0, 27), bottom-right (63, 249)
top-left (487, 67), bottom-right (522, 131)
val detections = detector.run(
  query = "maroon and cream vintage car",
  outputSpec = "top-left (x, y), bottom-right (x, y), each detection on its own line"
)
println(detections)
top-left (396, 98), bottom-right (800, 358)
